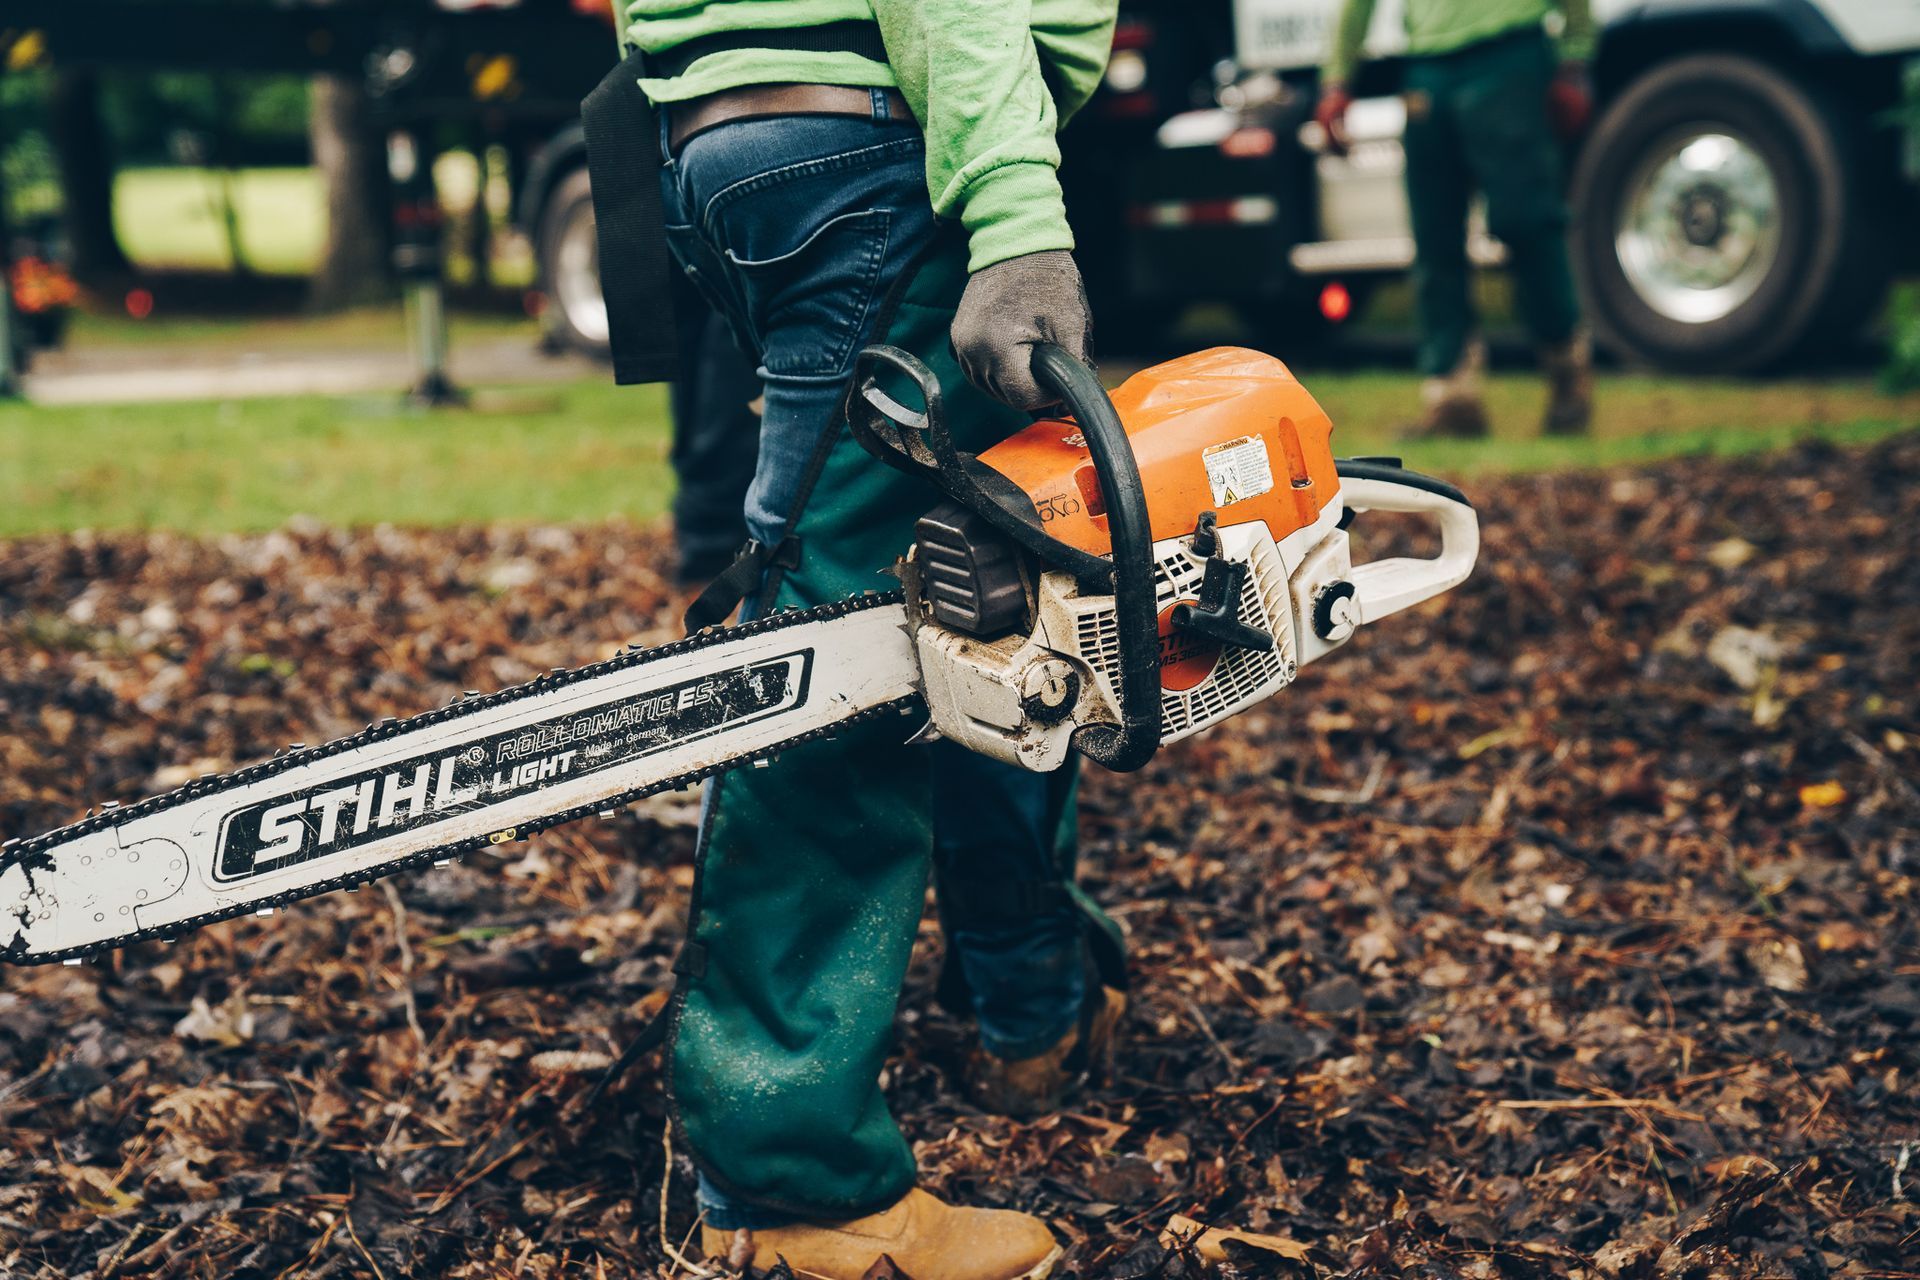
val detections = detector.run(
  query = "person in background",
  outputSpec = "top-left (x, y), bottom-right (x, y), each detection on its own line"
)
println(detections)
top-left (1317, 0), bottom-right (1597, 438)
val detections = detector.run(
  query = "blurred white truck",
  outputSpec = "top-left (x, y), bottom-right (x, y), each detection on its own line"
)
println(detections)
top-left (1106, 0), bottom-right (1920, 370)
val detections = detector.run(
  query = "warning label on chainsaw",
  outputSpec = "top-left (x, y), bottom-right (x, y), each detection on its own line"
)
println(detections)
top-left (1201, 435), bottom-right (1274, 508)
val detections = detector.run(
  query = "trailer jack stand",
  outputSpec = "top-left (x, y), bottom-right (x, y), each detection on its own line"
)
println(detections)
top-left (403, 279), bottom-right (466, 408)
top-left (389, 128), bottom-right (466, 409)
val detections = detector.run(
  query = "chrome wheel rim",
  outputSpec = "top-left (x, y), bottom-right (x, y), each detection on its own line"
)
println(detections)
top-left (554, 199), bottom-right (610, 345)
top-left (1615, 128), bottom-right (1782, 325)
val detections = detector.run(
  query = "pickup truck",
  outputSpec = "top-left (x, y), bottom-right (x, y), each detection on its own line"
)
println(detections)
top-left (1106, 0), bottom-right (1920, 371)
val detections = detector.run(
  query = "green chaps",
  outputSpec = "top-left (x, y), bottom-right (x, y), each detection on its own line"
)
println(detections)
top-left (666, 234), bottom-right (1122, 1219)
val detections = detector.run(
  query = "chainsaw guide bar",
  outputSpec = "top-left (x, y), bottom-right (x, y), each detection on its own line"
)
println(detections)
top-left (0, 591), bottom-right (918, 966)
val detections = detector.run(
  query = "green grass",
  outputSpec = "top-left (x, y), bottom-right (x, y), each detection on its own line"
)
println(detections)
top-left (1308, 370), bottom-right (1920, 476)
top-left (38, 166), bottom-right (1902, 537)
top-left (2, 367), bottom-right (1913, 537)
top-left (0, 381), bottom-right (674, 536)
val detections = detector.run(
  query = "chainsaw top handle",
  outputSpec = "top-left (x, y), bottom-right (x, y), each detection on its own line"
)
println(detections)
top-left (1030, 344), bottom-right (1162, 773)
top-left (844, 343), bottom-right (1163, 773)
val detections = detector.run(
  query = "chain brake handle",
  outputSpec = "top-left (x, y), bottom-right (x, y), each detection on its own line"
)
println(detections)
top-left (845, 344), bottom-right (1162, 772)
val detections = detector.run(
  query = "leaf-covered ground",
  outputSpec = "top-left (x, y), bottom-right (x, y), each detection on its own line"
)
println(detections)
top-left (2, 436), bottom-right (1917, 1279)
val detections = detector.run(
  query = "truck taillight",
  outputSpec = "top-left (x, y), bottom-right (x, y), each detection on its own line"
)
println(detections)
top-left (1319, 282), bottom-right (1352, 324)
top-left (1219, 127), bottom-right (1276, 158)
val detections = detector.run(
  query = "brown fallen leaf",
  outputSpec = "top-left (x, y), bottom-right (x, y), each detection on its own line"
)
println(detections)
top-left (172, 992), bottom-right (255, 1048)
top-left (1747, 937), bottom-right (1810, 993)
top-left (529, 1049), bottom-right (615, 1078)
top-left (1160, 1214), bottom-right (1310, 1262)
top-left (3, 436), bottom-right (1917, 1276)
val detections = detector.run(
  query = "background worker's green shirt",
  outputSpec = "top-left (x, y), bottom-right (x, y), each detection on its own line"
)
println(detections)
top-left (1325, 0), bottom-right (1594, 85)
top-left (623, 1), bottom-right (1118, 272)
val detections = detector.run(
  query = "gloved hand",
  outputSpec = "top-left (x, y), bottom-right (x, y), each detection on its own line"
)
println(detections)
top-left (950, 249), bottom-right (1092, 411)
top-left (1314, 81), bottom-right (1354, 156)
top-left (1545, 62), bottom-right (1594, 140)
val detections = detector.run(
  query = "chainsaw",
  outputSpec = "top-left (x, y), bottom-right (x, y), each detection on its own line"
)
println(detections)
top-left (0, 345), bottom-right (1477, 965)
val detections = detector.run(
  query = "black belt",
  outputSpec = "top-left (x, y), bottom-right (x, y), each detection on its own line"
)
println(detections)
top-left (668, 83), bottom-right (913, 155)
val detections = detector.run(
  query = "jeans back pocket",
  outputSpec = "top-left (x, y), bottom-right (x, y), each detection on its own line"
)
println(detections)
top-left (725, 208), bottom-right (893, 380)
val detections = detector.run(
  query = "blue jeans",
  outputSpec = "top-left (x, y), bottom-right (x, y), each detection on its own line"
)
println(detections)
top-left (658, 102), bottom-right (1088, 1231)
top-left (660, 96), bottom-right (928, 552)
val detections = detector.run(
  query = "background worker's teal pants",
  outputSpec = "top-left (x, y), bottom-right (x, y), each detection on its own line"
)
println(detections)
top-left (1402, 28), bottom-right (1583, 376)
top-left (654, 104), bottom-right (1122, 1227)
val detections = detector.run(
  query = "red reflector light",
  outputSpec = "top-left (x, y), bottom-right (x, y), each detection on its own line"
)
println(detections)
top-left (1101, 92), bottom-right (1160, 119)
top-left (125, 288), bottom-right (155, 320)
top-left (1319, 281), bottom-right (1352, 324)
top-left (1219, 127), bottom-right (1276, 159)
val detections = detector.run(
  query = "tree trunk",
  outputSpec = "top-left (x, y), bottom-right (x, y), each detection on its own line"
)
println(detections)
top-left (308, 74), bottom-right (390, 310)
top-left (47, 68), bottom-right (131, 284)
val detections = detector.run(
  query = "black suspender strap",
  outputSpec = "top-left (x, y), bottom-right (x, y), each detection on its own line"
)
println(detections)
top-left (682, 535), bottom-right (802, 633)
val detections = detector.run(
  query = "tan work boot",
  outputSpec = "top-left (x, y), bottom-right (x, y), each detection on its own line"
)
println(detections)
top-left (1539, 329), bottom-right (1594, 436)
top-left (968, 985), bottom-right (1127, 1119)
top-left (1404, 338), bottom-right (1490, 440)
top-left (701, 1186), bottom-right (1062, 1280)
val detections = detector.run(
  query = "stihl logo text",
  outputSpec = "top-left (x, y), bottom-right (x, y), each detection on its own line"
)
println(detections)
top-left (213, 653), bottom-right (812, 882)
top-left (244, 750), bottom-right (581, 874)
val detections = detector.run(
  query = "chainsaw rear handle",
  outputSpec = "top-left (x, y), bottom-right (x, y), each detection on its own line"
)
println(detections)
top-left (844, 343), bottom-right (1163, 773)
top-left (1333, 459), bottom-right (1479, 626)
top-left (845, 345), bottom-right (1112, 584)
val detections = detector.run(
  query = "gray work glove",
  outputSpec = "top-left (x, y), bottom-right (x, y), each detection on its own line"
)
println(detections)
top-left (950, 249), bottom-right (1093, 411)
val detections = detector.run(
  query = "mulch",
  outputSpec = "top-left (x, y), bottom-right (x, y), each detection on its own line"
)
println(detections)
top-left (1, 433), bottom-right (1917, 1279)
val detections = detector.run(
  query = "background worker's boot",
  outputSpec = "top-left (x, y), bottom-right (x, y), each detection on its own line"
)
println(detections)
top-left (968, 985), bottom-right (1127, 1118)
top-left (1404, 338), bottom-right (1490, 440)
top-left (1540, 330), bottom-right (1594, 436)
top-left (701, 1187), bottom-right (1062, 1280)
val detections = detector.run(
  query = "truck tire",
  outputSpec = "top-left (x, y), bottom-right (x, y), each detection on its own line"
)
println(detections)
top-left (536, 165), bottom-right (611, 360)
top-left (1569, 53), bottom-right (1882, 373)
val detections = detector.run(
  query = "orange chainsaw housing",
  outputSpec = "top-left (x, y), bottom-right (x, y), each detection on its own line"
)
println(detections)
top-left (976, 347), bottom-right (1341, 554)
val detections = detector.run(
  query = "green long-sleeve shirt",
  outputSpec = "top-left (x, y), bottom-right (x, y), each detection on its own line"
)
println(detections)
top-left (1325, 0), bottom-right (1594, 85)
top-left (623, 1), bottom-right (1117, 272)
